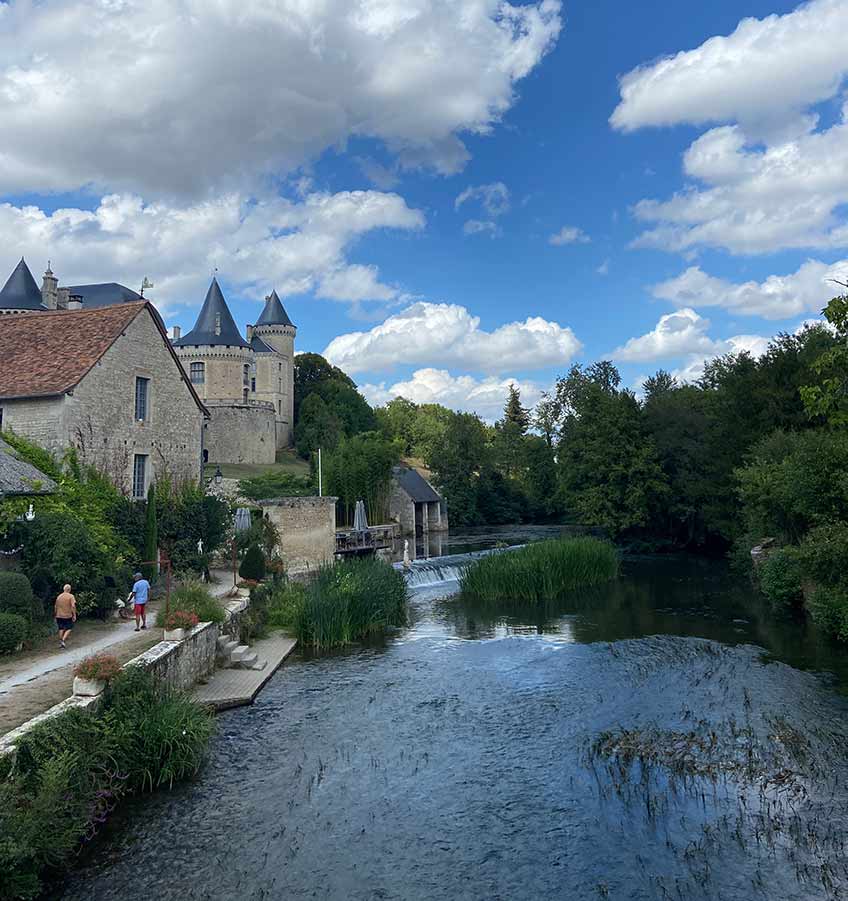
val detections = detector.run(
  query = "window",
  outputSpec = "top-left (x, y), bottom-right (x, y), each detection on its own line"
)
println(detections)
top-left (251, 377), bottom-right (256, 392)
top-left (243, 388), bottom-right (249, 403)
top-left (190, 362), bottom-right (205, 384)
top-left (132, 454), bottom-right (147, 499)
top-left (243, 364), bottom-right (250, 386)
top-left (135, 377), bottom-right (150, 422)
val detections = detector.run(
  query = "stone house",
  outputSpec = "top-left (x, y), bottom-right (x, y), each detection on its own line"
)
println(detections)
top-left (389, 466), bottom-right (449, 536)
top-left (0, 302), bottom-right (207, 497)
top-left (172, 279), bottom-right (296, 465)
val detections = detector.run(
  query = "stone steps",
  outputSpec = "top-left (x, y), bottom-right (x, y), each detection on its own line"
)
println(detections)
top-left (216, 634), bottom-right (267, 671)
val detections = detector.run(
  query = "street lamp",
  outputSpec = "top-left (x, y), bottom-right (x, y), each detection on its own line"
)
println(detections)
top-left (214, 466), bottom-right (223, 487)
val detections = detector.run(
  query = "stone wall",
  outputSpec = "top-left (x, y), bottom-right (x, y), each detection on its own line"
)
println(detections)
top-left (388, 483), bottom-right (416, 534)
top-left (129, 621), bottom-right (219, 693)
top-left (204, 401), bottom-right (277, 465)
top-left (0, 396), bottom-right (69, 455)
top-left (259, 496), bottom-right (337, 575)
top-left (174, 344), bottom-right (254, 402)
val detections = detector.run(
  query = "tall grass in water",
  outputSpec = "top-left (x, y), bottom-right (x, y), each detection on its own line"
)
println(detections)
top-left (266, 558), bottom-right (408, 650)
top-left (460, 537), bottom-right (619, 603)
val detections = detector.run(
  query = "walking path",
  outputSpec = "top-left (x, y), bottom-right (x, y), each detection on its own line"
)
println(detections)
top-left (192, 633), bottom-right (297, 711)
top-left (0, 571), bottom-right (238, 736)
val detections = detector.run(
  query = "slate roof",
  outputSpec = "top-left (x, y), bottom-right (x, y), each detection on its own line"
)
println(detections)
top-left (0, 438), bottom-right (56, 496)
top-left (172, 278), bottom-right (249, 348)
top-left (250, 335), bottom-right (277, 354)
top-left (65, 282), bottom-right (141, 308)
top-left (256, 290), bottom-right (295, 328)
top-left (392, 466), bottom-right (442, 503)
top-left (0, 258), bottom-right (46, 311)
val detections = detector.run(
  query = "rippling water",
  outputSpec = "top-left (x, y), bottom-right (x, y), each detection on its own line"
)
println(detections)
top-left (59, 551), bottom-right (848, 901)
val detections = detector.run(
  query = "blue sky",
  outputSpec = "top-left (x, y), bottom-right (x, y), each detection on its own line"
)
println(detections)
top-left (1, 0), bottom-right (846, 418)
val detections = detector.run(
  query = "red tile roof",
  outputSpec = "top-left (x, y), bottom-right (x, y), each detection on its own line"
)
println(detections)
top-left (0, 303), bottom-right (206, 416)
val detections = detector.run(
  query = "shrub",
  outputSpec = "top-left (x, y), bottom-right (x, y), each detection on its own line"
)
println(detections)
top-left (460, 537), bottom-right (619, 604)
top-left (155, 580), bottom-right (224, 626)
top-left (807, 585), bottom-right (848, 641)
top-left (1, 668), bottom-right (214, 897)
top-left (239, 544), bottom-right (266, 581)
top-left (238, 471), bottom-right (314, 501)
top-left (0, 612), bottom-right (28, 653)
top-left (0, 572), bottom-right (38, 623)
top-left (163, 610), bottom-right (199, 632)
top-left (757, 546), bottom-right (804, 610)
top-left (73, 653), bottom-right (122, 682)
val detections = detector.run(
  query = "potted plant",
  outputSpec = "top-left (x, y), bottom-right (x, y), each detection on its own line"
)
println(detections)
top-left (73, 653), bottom-right (121, 697)
top-left (163, 609), bottom-right (199, 641)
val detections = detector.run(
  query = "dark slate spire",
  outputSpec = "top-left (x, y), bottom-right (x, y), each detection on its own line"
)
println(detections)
top-left (172, 278), bottom-right (249, 347)
top-left (256, 289), bottom-right (295, 328)
top-left (0, 258), bottom-right (46, 311)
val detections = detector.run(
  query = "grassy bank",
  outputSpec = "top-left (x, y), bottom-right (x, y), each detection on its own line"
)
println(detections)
top-left (154, 580), bottom-right (225, 627)
top-left (460, 537), bottom-right (619, 603)
top-left (0, 667), bottom-right (214, 900)
top-left (255, 558), bottom-right (408, 650)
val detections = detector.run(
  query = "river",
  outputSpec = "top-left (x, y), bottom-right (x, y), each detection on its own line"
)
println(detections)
top-left (59, 530), bottom-right (848, 900)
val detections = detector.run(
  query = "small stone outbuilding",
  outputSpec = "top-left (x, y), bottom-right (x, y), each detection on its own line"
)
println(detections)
top-left (0, 438), bottom-right (57, 499)
top-left (258, 496), bottom-right (338, 576)
top-left (389, 466), bottom-right (448, 536)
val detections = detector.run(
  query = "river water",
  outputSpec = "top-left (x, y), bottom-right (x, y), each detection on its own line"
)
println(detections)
top-left (60, 531), bottom-right (848, 901)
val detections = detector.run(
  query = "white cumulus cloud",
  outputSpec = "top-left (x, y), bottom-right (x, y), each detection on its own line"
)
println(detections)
top-left (0, 0), bottom-right (561, 197)
top-left (653, 259), bottom-right (848, 320)
top-left (361, 367), bottom-right (544, 420)
top-left (0, 189), bottom-right (424, 313)
top-left (323, 301), bottom-right (582, 374)
top-left (611, 0), bottom-right (848, 254)
top-left (549, 226), bottom-right (590, 246)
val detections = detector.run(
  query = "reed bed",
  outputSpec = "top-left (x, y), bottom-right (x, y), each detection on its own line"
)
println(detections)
top-left (460, 537), bottom-right (618, 603)
top-left (264, 558), bottom-right (409, 650)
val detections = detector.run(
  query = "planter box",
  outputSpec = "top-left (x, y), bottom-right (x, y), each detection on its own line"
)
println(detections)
top-left (73, 677), bottom-right (105, 697)
top-left (164, 628), bottom-right (187, 641)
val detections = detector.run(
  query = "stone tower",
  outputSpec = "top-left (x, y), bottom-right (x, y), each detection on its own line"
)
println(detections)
top-left (251, 290), bottom-right (296, 449)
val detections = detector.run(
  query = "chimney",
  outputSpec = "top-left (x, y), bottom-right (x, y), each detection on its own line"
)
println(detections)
top-left (172, 325), bottom-right (181, 341)
top-left (41, 262), bottom-right (58, 310)
top-left (67, 294), bottom-right (83, 311)
top-left (246, 324), bottom-right (254, 341)
top-left (57, 287), bottom-right (71, 310)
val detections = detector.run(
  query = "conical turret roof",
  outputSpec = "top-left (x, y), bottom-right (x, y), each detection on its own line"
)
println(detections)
top-left (172, 278), bottom-right (249, 348)
top-left (256, 289), bottom-right (295, 328)
top-left (0, 258), bottom-right (46, 311)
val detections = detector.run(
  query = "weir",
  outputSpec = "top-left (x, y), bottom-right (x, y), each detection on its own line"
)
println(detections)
top-left (400, 546), bottom-right (519, 589)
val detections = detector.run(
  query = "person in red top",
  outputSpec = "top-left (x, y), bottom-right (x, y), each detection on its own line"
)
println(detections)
top-left (54, 584), bottom-right (77, 649)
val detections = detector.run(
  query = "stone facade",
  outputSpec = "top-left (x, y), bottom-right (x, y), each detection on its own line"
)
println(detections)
top-left (388, 467), bottom-right (449, 537)
top-left (203, 401), bottom-right (277, 465)
top-left (259, 496), bottom-right (338, 575)
top-left (0, 307), bottom-right (204, 493)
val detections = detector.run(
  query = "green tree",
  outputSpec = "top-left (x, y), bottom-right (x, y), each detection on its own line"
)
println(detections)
top-left (532, 390), bottom-right (562, 449)
top-left (294, 394), bottom-right (343, 458)
top-left (504, 384), bottom-right (530, 433)
top-left (427, 412), bottom-right (489, 526)
top-left (556, 363), bottom-right (667, 538)
top-left (801, 294), bottom-right (848, 425)
top-left (324, 433), bottom-right (400, 525)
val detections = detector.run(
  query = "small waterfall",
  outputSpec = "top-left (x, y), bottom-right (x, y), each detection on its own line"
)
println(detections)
top-left (400, 546), bottom-right (521, 590)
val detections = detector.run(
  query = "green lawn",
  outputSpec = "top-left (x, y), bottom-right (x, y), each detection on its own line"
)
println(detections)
top-left (204, 449), bottom-right (310, 481)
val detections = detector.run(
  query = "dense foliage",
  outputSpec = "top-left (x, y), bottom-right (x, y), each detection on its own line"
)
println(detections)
top-left (0, 572), bottom-right (39, 623)
top-left (461, 537), bottom-right (619, 603)
top-left (293, 353), bottom-right (377, 457)
top-left (0, 611), bottom-right (28, 653)
top-left (238, 470), bottom-right (314, 500)
top-left (258, 558), bottom-right (408, 649)
top-left (239, 544), bottom-right (267, 581)
top-left (324, 432), bottom-right (400, 525)
top-left (0, 666), bottom-right (214, 899)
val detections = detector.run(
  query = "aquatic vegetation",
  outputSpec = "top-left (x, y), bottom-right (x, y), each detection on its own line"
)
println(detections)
top-left (261, 558), bottom-right (408, 650)
top-left (0, 666), bottom-right (214, 899)
top-left (460, 536), bottom-right (618, 603)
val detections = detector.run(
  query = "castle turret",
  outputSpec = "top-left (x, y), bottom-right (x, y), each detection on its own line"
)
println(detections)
top-left (252, 289), bottom-right (296, 448)
top-left (0, 258), bottom-right (47, 314)
top-left (172, 278), bottom-right (252, 403)
top-left (41, 262), bottom-right (58, 309)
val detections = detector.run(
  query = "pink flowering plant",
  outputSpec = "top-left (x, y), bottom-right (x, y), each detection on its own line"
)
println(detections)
top-left (164, 610), bottom-right (199, 632)
top-left (73, 653), bottom-right (122, 682)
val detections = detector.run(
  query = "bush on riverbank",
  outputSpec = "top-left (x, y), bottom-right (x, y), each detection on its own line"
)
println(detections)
top-left (258, 558), bottom-right (408, 649)
top-left (155, 580), bottom-right (225, 626)
top-left (460, 537), bottom-right (619, 603)
top-left (0, 666), bottom-right (214, 900)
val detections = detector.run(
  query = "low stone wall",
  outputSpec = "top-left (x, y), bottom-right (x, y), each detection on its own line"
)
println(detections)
top-left (204, 401), bottom-right (277, 465)
top-left (0, 592), bottom-right (250, 760)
